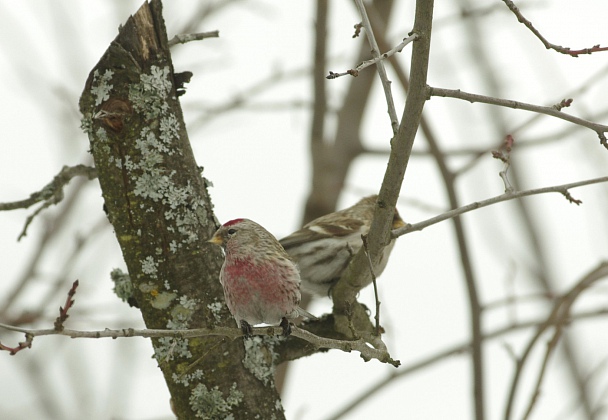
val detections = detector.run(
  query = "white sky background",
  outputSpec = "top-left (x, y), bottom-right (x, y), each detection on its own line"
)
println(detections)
top-left (1, 1), bottom-right (608, 419)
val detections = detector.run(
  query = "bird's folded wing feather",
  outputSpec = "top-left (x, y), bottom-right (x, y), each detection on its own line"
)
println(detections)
top-left (279, 220), bottom-right (365, 249)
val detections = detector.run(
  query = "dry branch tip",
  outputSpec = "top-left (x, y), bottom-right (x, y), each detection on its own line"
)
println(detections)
top-left (54, 280), bottom-right (79, 332)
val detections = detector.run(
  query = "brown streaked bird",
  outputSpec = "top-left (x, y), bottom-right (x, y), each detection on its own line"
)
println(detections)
top-left (279, 195), bottom-right (405, 296)
top-left (208, 218), bottom-right (315, 337)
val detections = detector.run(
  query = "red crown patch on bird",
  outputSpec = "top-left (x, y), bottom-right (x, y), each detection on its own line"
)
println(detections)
top-left (223, 218), bottom-right (245, 227)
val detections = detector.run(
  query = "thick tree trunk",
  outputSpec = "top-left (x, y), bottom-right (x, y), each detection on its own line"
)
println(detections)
top-left (79, 1), bottom-right (285, 418)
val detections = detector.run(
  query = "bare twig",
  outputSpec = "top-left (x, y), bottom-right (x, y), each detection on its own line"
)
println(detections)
top-left (0, 165), bottom-right (98, 212)
top-left (0, 333), bottom-right (33, 356)
top-left (326, 305), bottom-right (608, 420)
top-left (0, 165), bottom-right (98, 240)
top-left (301, 0), bottom-right (396, 225)
top-left (504, 262), bottom-right (608, 420)
top-left (521, 323), bottom-right (562, 420)
top-left (0, 168), bottom-right (94, 320)
top-left (189, 67), bottom-right (309, 129)
top-left (53, 280), bottom-right (79, 332)
top-left (501, 0), bottom-right (608, 57)
top-left (361, 235), bottom-right (381, 335)
top-left (492, 135), bottom-right (515, 193)
top-left (393, 175), bottom-right (608, 239)
top-left (327, 33), bottom-right (418, 80)
top-left (428, 86), bottom-right (608, 148)
top-left (510, 63), bottom-right (608, 136)
top-left (332, 0), bottom-right (433, 328)
top-left (483, 291), bottom-right (556, 312)
top-left (0, 323), bottom-right (400, 366)
top-left (424, 56), bottom-right (485, 420)
top-left (168, 30), bottom-right (219, 47)
top-left (353, 0), bottom-right (400, 133)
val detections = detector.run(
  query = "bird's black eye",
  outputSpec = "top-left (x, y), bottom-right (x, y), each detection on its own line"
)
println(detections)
top-left (227, 228), bottom-right (236, 235)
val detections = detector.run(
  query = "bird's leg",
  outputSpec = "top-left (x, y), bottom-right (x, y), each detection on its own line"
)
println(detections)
top-left (240, 320), bottom-right (253, 338)
top-left (280, 317), bottom-right (292, 337)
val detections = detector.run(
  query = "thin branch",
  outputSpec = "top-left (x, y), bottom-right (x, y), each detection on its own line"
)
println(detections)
top-left (0, 165), bottom-right (98, 240)
top-left (492, 135), bottom-right (515, 193)
top-left (189, 67), bottom-right (309, 129)
top-left (393, 175), bottom-right (608, 239)
top-left (294, 325), bottom-right (398, 366)
top-left (504, 261), bottom-right (608, 420)
top-left (326, 33), bottom-right (418, 80)
top-left (0, 168), bottom-right (94, 319)
top-left (325, 306), bottom-right (608, 420)
top-left (483, 291), bottom-right (556, 312)
top-left (510, 64), bottom-right (608, 136)
top-left (0, 323), bottom-right (400, 366)
top-left (428, 86), bottom-right (608, 148)
top-left (167, 30), bottom-right (219, 47)
top-left (17, 203), bottom-right (54, 241)
top-left (424, 65), bottom-right (485, 420)
top-left (0, 333), bottom-right (33, 355)
top-left (428, 141), bottom-right (485, 420)
top-left (361, 234), bottom-right (381, 335)
top-left (310, 0), bottom-right (329, 172)
top-left (521, 322), bottom-right (562, 420)
top-left (176, 1), bottom-right (242, 34)
top-left (365, 107), bottom-right (608, 157)
top-left (53, 280), bottom-right (79, 332)
top-left (512, 164), bottom-right (597, 418)
top-left (0, 165), bottom-right (98, 211)
top-left (501, 0), bottom-right (608, 57)
top-left (353, 0), bottom-right (400, 133)
top-left (332, 0), bottom-right (433, 328)
top-left (301, 0), bottom-right (397, 223)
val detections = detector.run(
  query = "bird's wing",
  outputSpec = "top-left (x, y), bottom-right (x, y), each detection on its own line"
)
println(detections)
top-left (279, 219), bottom-right (365, 249)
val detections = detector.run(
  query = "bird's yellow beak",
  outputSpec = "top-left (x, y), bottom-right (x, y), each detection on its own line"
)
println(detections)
top-left (207, 234), bottom-right (223, 245)
top-left (392, 218), bottom-right (406, 229)
top-left (392, 211), bottom-right (406, 229)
